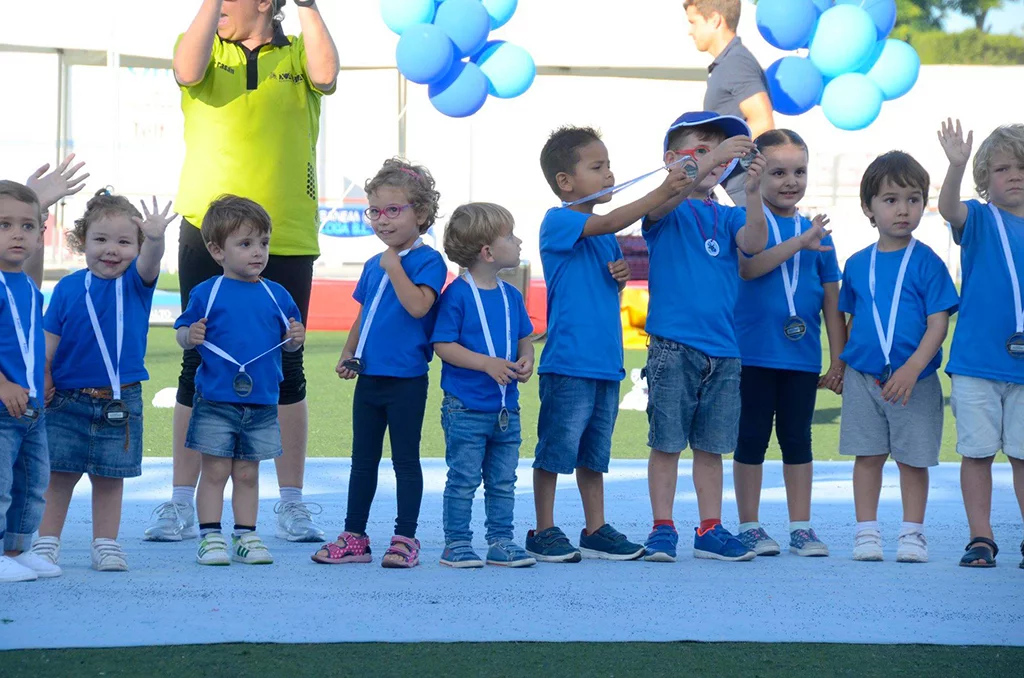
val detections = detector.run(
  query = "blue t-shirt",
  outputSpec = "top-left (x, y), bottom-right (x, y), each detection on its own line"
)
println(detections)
top-left (0, 272), bottom-right (45, 398)
top-left (839, 241), bottom-right (959, 381)
top-left (45, 261), bottom-right (156, 390)
top-left (947, 200), bottom-right (1024, 385)
top-left (735, 215), bottom-right (842, 373)
top-left (642, 199), bottom-right (748, 358)
top-left (537, 207), bottom-right (625, 381)
top-left (175, 276), bottom-right (301, 405)
top-left (353, 245), bottom-right (448, 378)
top-left (432, 277), bottom-right (534, 412)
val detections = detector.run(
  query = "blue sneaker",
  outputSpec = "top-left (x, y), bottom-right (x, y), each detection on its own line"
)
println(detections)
top-left (643, 524), bottom-right (679, 562)
top-left (440, 542), bottom-right (484, 569)
top-left (693, 524), bottom-right (756, 562)
top-left (486, 540), bottom-right (536, 568)
top-left (578, 524), bottom-right (644, 561)
top-left (525, 527), bottom-right (582, 563)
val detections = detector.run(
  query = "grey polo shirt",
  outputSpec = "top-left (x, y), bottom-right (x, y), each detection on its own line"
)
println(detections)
top-left (703, 37), bottom-right (770, 120)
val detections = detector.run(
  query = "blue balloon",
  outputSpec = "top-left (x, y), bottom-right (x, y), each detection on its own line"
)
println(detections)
top-left (434, 0), bottom-right (492, 58)
top-left (756, 0), bottom-right (818, 51)
top-left (836, 0), bottom-right (897, 40)
top-left (380, 0), bottom-right (436, 36)
top-left (395, 24), bottom-right (454, 84)
top-left (865, 39), bottom-right (921, 100)
top-left (811, 0), bottom-right (833, 11)
top-left (474, 40), bottom-right (535, 98)
top-left (821, 73), bottom-right (883, 131)
top-left (809, 5), bottom-right (878, 78)
top-left (856, 39), bottom-right (886, 74)
top-left (481, 0), bottom-right (518, 29)
top-left (429, 61), bottom-right (489, 118)
top-left (764, 57), bottom-right (824, 116)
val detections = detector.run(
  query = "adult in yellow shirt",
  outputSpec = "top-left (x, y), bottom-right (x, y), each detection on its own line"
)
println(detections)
top-left (145, 0), bottom-right (338, 544)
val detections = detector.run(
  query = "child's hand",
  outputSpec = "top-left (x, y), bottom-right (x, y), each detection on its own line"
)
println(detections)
top-left (285, 318), bottom-right (305, 347)
top-left (798, 214), bottom-right (834, 252)
top-left (657, 164), bottom-right (694, 199)
top-left (25, 154), bottom-right (89, 209)
top-left (938, 118), bottom-right (973, 167)
top-left (881, 363), bottom-right (921, 406)
top-left (380, 248), bottom-right (402, 273)
top-left (0, 381), bottom-right (30, 418)
top-left (818, 360), bottom-right (845, 395)
top-left (608, 259), bottom-right (631, 284)
top-left (710, 136), bottom-right (756, 169)
top-left (484, 357), bottom-right (520, 386)
top-left (336, 351), bottom-right (358, 380)
top-left (187, 319), bottom-right (207, 348)
top-left (44, 371), bottom-right (55, 406)
top-left (134, 197), bottom-right (178, 241)
top-left (515, 355), bottom-right (534, 383)
top-left (744, 153), bottom-right (767, 194)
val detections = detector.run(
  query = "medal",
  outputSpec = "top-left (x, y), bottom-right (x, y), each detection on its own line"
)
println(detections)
top-left (232, 371), bottom-right (254, 398)
top-left (465, 273), bottom-right (514, 425)
top-left (739, 150), bottom-right (758, 170)
top-left (22, 404), bottom-right (39, 421)
top-left (879, 363), bottom-right (893, 385)
top-left (342, 357), bottom-right (366, 374)
top-left (682, 159), bottom-right (699, 180)
top-left (784, 316), bottom-right (807, 341)
top-left (0, 271), bottom-right (39, 413)
top-left (869, 240), bottom-right (917, 391)
top-left (498, 408), bottom-right (510, 432)
top-left (688, 201), bottom-right (720, 258)
top-left (1008, 332), bottom-right (1024, 359)
top-left (988, 204), bottom-right (1024, 359)
top-left (102, 399), bottom-right (129, 426)
top-left (704, 239), bottom-right (720, 257)
top-left (764, 206), bottom-right (807, 342)
top-left (85, 272), bottom-right (127, 428)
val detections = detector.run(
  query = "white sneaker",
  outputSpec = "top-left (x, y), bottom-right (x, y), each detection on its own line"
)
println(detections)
top-left (143, 501), bottom-right (198, 542)
top-left (897, 531), bottom-right (928, 563)
top-left (14, 550), bottom-right (62, 578)
top-left (274, 501), bottom-right (325, 542)
top-left (232, 532), bottom-right (273, 564)
top-left (29, 536), bottom-right (61, 566)
top-left (197, 533), bottom-right (231, 566)
top-left (0, 555), bottom-right (38, 582)
top-left (852, 529), bottom-right (883, 561)
top-left (92, 538), bottom-right (129, 572)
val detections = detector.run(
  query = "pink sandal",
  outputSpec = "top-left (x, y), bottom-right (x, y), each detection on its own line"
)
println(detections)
top-left (311, 532), bottom-right (372, 564)
top-left (381, 535), bottom-right (420, 569)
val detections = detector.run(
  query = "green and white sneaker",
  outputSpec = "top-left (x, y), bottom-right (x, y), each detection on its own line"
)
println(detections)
top-left (197, 533), bottom-right (231, 566)
top-left (232, 532), bottom-right (273, 565)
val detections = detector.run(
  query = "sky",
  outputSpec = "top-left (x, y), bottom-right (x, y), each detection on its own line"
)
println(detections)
top-left (943, 4), bottom-right (1024, 35)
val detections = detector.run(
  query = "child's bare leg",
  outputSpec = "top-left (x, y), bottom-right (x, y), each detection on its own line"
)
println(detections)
top-left (732, 461), bottom-right (762, 524)
top-left (1010, 457), bottom-right (1024, 523)
top-left (648, 449), bottom-right (680, 521)
top-left (533, 468), bottom-right (558, 531)
top-left (896, 462), bottom-right (929, 524)
top-left (692, 449), bottom-right (723, 522)
top-left (960, 456), bottom-right (994, 542)
top-left (576, 467), bottom-right (605, 534)
top-left (230, 460), bottom-right (260, 528)
top-left (36, 472), bottom-right (83, 540)
top-left (90, 476), bottom-right (124, 541)
top-left (853, 455), bottom-right (887, 523)
top-left (196, 455), bottom-right (232, 526)
top-left (783, 462), bottom-right (813, 523)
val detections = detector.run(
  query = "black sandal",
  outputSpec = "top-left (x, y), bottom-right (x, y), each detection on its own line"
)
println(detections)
top-left (959, 537), bottom-right (998, 568)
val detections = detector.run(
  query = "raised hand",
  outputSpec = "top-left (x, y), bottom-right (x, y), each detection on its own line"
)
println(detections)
top-left (134, 197), bottom-right (178, 240)
top-left (744, 152), bottom-right (767, 195)
top-left (938, 118), bottom-right (973, 167)
top-left (799, 214), bottom-right (834, 252)
top-left (658, 164), bottom-right (695, 198)
top-left (25, 154), bottom-right (90, 209)
top-left (710, 136), bottom-right (756, 169)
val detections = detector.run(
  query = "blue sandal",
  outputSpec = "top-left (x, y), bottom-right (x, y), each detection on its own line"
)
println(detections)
top-left (959, 537), bottom-right (998, 568)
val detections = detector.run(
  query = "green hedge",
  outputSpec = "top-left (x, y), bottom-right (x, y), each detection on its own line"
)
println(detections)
top-left (899, 28), bottom-right (1024, 64)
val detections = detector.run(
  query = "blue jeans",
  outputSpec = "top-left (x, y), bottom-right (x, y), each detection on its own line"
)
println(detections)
top-left (186, 395), bottom-right (282, 462)
top-left (533, 374), bottom-right (620, 474)
top-left (46, 384), bottom-right (144, 478)
top-left (441, 394), bottom-right (520, 545)
top-left (0, 408), bottom-right (50, 552)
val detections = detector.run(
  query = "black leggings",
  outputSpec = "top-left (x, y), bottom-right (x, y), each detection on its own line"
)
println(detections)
top-left (735, 365), bottom-right (819, 465)
top-left (345, 374), bottom-right (429, 539)
top-left (175, 220), bottom-right (316, 406)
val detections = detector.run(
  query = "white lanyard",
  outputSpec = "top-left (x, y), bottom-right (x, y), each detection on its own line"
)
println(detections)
top-left (989, 203), bottom-right (1024, 334)
top-left (869, 239), bottom-right (917, 367)
top-left (465, 273), bottom-right (512, 410)
top-left (201, 276), bottom-right (291, 374)
top-left (84, 272), bottom-right (124, 400)
top-left (561, 154), bottom-right (702, 207)
top-left (763, 206), bottom-right (802, 318)
top-left (354, 239), bottom-right (422, 360)
top-left (0, 271), bottom-right (38, 399)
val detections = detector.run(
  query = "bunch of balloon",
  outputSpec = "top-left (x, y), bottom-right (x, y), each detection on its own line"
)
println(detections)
top-left (382, 0), bottom-right (537, 118)
top-left (756, 0), bottom-right (921, 131)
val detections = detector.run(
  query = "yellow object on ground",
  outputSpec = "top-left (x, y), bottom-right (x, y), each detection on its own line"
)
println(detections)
top-left (621, 287), bottom-right (649, 350)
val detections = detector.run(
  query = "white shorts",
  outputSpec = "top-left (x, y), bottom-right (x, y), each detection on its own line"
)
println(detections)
top-left (950, 375), bottom-right (1024, 460)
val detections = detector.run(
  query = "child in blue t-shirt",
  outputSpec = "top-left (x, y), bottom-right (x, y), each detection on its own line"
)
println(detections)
top-left (0, 181), bottom-right (52, 583)
top-left (838, 151), bottom-right (959, 565)
top-left (527, 125), bottom-right (693, 563)
top-left (732, 129), bottom-right (845, 559)
top-left (313, 159), bottom-right (447, 569)
top-left (641, 111), bottom-right (767, 564)
top-left (175, 196), bottom-right (305, 567)
top-left (432, 203), bottom-right (536, 569)
top-left (938, 119), bottom-right (1024, 569)
top-left (31, 189), bottom-right (174, 573)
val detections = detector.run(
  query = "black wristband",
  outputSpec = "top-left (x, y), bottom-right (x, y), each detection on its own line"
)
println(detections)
top-left (293, 0), bottom-right (315, 7)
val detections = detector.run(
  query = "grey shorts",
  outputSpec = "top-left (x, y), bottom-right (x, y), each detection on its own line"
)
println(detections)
top-left (839, 366), bottom-right (943, 468)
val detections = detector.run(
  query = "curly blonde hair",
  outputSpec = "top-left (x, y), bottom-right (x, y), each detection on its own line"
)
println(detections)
top-left (364, 158), bottom-right (441, 234)
top-left (66, 189), bottom-right (143, 254)
top-left (443, 203), bottom-right (514, 268)
top-left (974, 124), bottom-right (1024, 201)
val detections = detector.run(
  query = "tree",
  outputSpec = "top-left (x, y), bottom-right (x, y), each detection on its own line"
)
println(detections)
top-left (945, 0), bottom-right (1022, 31)
top-left (896, 0), bottom-right (945, 30)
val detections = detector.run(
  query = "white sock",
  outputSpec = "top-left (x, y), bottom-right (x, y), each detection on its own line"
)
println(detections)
top-left (899, 521), bottom-right (924, 537)
top-left (855, 521), bottom-right (879, 534)
top-left (789, 521), bottom-right (812, 532)
top-left (172, 486), bottom-right (195, 507)
top-left (738, 521), bottom-right (760, 533)
top-left (279, 487), bottom-right (303, 504)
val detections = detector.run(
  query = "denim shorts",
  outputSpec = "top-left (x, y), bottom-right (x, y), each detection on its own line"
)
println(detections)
top-left (0, 407), bottom-right (49, 552)
top-left (645, 336), bottom-right (742, 455)
top-left (186, 394), bottom-right (282, 462)
top-left (534, 374), bottom-right (620, 474)
top-left (46, 384), bottom-right (144, 478)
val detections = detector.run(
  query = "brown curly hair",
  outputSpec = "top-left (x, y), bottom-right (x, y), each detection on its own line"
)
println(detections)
top-left (364, 158), bottom-right (441, 233)
top-left (66, 189), bottom-right (143, 254)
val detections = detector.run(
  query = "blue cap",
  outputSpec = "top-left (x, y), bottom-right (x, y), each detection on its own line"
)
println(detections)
top-left (663, 112), bottom-right (752, 153)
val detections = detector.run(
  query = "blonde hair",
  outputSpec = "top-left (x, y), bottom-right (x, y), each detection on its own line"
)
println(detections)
top-left (364, 158), bottom-right (441, 233)
top-left (444, 203), bottom-right (514, 268)
top-left (974, 124), bottom-right (1024, 201)
top-left (67, 189), bottom-right (143, 253)
top-left (0, 180), bottom-right (43, 227)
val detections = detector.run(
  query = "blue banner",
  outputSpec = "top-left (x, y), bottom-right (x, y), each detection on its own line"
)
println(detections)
top-left (319, 206), bottom-right (374, 238)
